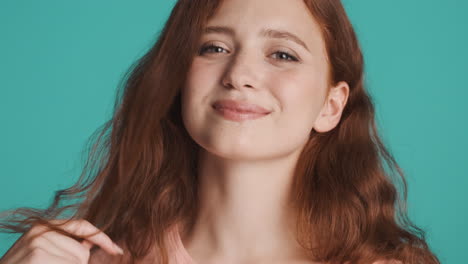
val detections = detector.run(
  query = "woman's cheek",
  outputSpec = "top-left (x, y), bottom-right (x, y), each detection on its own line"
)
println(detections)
top-left (269, 70), bottom-right (326, 127)
top-left (184, 65), bottom-right (218, 109)
top-left (268, 70), bottom-right (313, 106)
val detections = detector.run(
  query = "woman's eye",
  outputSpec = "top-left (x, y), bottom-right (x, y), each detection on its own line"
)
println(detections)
top-left (271, 51), bottom-right (299, 62)
top-left (199, 44), bottom-right (228, 55)
top-left (199, 44), bottom-right (299, 62)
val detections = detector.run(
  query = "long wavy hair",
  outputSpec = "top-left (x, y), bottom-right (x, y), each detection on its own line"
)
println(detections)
top-left (0, 0), bottom-right (440, 263)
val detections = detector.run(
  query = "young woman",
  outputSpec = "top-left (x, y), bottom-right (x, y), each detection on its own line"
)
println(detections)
top-left (0, 0), bottom-right (440, 263)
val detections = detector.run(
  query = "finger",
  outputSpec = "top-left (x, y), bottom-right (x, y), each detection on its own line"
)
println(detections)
top-left (0, 232), bottom-right (47, 264)
top-left (41, 231), bottom-right (91, 263)
top-left (48, 219), bottom-right (123, 255)
top-left (15, 247), bottom-right (76, 264)
top-left (6, 224), bottom-right (59, 263)
top-left (4, 230), bottom-right (85, 264)
top-left (81, 239), bottom-right (94, 250)
top-left (31, 235), bottom-right (82, 264)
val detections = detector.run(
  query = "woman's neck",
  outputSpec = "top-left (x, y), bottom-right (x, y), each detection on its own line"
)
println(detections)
top-left (180, 149), bottom-right (314, 264)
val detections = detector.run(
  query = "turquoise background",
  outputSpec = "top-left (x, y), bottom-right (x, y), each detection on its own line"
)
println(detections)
top-left (0, 0), bottom-right (466, 263)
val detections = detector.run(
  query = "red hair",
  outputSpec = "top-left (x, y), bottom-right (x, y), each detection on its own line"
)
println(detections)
top-left (0, 1), bottom-right (440, 263)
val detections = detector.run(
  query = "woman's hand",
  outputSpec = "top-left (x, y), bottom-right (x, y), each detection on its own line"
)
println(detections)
top-left (0, 219), bottom-right (123, 264)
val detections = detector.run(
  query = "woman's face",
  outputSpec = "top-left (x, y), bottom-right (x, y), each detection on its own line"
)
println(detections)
top-left (182, 0), bottom-right (347, 161)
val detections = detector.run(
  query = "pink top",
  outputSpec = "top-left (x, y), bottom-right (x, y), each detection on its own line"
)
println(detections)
top-left (90, 224), bottom-right (398, 264)
top-left (166, 226), bottom-right (400, 264)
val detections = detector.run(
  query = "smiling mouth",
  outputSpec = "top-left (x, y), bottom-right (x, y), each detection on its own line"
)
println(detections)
top-left (213, 106), bottom-right (271, 121)
top-left (212, 99), bottom-right (271, 113)
top-left (212, 99), bottom-right (272, 122)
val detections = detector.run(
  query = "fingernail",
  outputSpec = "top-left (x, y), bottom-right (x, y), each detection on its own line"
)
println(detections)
top-left (113, 243), bottom-right (124, 255)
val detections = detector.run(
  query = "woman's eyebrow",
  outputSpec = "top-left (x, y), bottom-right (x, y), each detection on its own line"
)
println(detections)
top-left (203, 26), bottom-right (310, 52)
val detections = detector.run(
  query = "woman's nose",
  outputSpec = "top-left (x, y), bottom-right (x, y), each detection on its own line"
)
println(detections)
top-left (221, 52), bottom-right (259, 90)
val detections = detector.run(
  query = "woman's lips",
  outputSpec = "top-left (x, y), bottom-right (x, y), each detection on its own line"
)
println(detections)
top-left (212, 99), bottom-right (272, 122)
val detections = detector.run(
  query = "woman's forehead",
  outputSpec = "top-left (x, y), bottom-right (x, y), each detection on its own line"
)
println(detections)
top-left (202, 0), bottom-right (326, 60)
top-left (204, 0), bottom-right (324, 47)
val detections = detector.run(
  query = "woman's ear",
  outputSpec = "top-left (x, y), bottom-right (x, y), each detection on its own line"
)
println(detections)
top-left (313, 81), bottom-right (349, 133)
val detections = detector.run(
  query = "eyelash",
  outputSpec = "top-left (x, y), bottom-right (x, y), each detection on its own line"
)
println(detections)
top-left (198, 44), bottom-right (299, 62)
